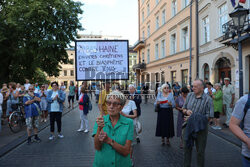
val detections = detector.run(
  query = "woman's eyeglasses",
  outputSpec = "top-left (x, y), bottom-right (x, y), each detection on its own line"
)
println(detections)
top-left (106, 101), bottom-right (121, 107)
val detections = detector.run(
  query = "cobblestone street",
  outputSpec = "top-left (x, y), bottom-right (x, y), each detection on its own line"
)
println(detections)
top-left (0, 98), bottom-right (241, 167)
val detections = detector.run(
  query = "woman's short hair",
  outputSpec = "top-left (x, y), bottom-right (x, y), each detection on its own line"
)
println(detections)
top-left (214, 83), bottom-right (221, 88)
top-left (181, 86), bottom-right (190, 94)
top-left (128, 84), bottom-right (135, 89)
top-left (106, 91), bottom-right (126, 106)
top-left (9, 82), bottom-right (16, 89)
top-left (51, 81), bottom-right (59, 87)
top-left (160, 83), bottom-right (169, 92)
top-left (81, 87), bottom-right (86, 93)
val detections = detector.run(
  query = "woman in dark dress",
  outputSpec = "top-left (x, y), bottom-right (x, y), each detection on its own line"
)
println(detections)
top-left (175, 87), bottom-right (189, 148)
top-left (155, 84), bottom-right (176, 145)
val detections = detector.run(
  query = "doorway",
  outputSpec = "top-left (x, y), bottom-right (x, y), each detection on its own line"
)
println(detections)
top-left (215, 57), bottom-right (231, 84)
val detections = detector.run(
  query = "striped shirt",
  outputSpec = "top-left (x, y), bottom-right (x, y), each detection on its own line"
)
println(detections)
top-left (183, 92), bottom-right (214, 118)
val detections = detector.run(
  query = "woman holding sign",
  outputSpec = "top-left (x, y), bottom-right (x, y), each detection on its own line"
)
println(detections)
top-left (155, 84), bottom-right (175, 145)
top-left (93, 91), bottom-right (133, 167)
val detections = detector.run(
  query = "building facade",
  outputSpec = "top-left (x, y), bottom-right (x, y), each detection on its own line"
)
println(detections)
top-left (133, 0), bottom-right (198, 90)
top-left (129, 47), bottom-right (138, 84)
top-left (198, 0), bottom-right (250, 98)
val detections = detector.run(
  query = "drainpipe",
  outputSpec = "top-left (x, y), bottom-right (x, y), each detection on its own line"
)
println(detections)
top-left (189, 0), bottom-right (193, 86)
top-left (138, 0), bottom-right (141, 64)
top-left (195, 0), bottom-right (199, 78)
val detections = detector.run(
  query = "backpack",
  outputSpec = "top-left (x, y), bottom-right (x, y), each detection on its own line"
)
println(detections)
top-left (88, 98), bottom-right (92, 111)
top-left (240, 94), bottom-right (250, 129)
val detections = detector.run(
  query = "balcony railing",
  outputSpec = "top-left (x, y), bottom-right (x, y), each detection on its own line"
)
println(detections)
top-left (132, 62), bottom-right (146, 71)
top-left (133, 38), bottom-right (146, 51)
top-left (222, 16), bottom-right (250, 41)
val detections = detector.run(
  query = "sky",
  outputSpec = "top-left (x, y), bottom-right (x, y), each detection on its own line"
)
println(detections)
top-left (78, 0), bottom-right (138, 46)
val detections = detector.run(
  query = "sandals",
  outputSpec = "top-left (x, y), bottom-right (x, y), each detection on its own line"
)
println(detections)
top-left (166, 139), bottom-right (170, 145)
top-left (161, 138), bottom-right (165, 145)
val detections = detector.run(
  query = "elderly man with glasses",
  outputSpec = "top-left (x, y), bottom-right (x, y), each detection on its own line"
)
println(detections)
top-left (23, 85), bottom-right (42, 145)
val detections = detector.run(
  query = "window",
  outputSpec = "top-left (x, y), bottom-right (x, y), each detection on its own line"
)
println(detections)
top-left (156, 0), bottom-right (159, 5)
top-left (70, 70), bottom-right (74, 76)
top-left (147, 3), bottom-right (150, 16)
top-left (142, 31), bottom-right (145, 40)
top-left (155, 43), bottom-right (159, 60)
top-left (161, 72), bottom-right (165, 83)
top-left (142, 0), bottom-right (144, 4)
top-left (133, 59), bottom-right (136, 65)
top-left (203, 16), bottom-right (210, 43)
top-left (155, 73), bottom-right (160, 82)
top-left (142, 52), bottom-right (145, 62)
top-left (147, 24), bottom-right (150, 38)
top-left (156, 16), bottom-right (159, 30)
top-left (64, 70), bottom-right (67, 76)
top-left (142, 11), bottom-right (145, 22)
top-left (70, 59), bottom-right (74, 65)
top-left (204, 64), bottom-right (209, 80)
top-left (182, 0), bottom-right (189, 9)
top-left (182, 27), bottom-right (189, 51)
top-left (161, 40), bottom-right (165, 58)
top-left (147, 49), bottom-right (150, 63)
top-left (171, 33), bottom-right (176, 54)
top-left (171, 71), bottom-right (176, 85)
top-left (146, 74), bottom-right (150, 82)
top-left (162, 10), bottom-right (166, 25)
top-left (129, 59), bottom-right (132, 66)
top-left (181, 69), bottom-right (188, 86)
top-left (64, 81), bottom-right (68, 88)
top-left (219, 3), bottom-right (228, 35)
top-left (172, 0), bottom-right (177, 17)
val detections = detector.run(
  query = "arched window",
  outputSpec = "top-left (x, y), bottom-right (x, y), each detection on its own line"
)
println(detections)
top-left (204, 64), bottom-right (209, 80)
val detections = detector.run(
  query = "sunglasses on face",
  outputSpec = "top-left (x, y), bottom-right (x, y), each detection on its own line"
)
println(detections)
top-left (106, 101), bottom-right (121, 107)
top-left (29, 89), bottom-right (34, 91)
top-left (52, 84), bottom-right (57, 87)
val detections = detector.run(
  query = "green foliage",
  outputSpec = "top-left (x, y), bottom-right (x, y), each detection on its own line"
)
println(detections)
top-left (33, 68), bottom-right (50, 85)
top-left (0, 0), bottom-right (83, 84)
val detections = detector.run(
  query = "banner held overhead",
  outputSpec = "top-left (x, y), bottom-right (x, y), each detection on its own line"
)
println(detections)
top-left (75, 40), bottom-right (129, 81)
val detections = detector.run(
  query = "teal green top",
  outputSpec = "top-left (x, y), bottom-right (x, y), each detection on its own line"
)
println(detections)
top-left (213, 90), bottom-right (223, 113)
top-left (92, 114), bottom-right (134, 167)
top-left (69, 86), bottom-right (75, 96)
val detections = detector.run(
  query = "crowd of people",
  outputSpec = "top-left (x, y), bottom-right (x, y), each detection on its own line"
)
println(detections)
top-left (0, 77), bottom-right (249, 167)
top-left (0, 80), bottom-right (69, 143)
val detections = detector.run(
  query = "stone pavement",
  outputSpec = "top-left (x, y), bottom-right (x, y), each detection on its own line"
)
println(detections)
top-left (0, 97), bottom-right (242, 167)
top-left (0, 99), bottom-right (77, 157)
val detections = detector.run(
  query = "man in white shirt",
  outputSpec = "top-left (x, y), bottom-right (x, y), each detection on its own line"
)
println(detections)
top-left (24, 79), bottom-right (31, 92)
top-left (204, 82), bottom-right (216, 95)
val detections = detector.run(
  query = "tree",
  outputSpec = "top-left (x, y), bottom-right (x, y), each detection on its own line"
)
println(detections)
top-left (0, 0), bottom-right (83, 84)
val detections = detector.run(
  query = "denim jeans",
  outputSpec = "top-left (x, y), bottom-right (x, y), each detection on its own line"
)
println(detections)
top-left (242, 155), bottom-right (250, 167)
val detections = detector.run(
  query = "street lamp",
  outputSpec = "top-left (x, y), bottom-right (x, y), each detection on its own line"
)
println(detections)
top-left (229, 4), bottom-right (249, 97)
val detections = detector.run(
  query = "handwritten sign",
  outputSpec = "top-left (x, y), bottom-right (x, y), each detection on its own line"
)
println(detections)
top-left (75, 40), bottom-right (129, 81)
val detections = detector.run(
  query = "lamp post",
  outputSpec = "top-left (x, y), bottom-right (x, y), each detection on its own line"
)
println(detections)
top-left (229, 4), bottom-right (249, 97)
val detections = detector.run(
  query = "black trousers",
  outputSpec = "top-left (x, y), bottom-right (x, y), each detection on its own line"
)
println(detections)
top-left (50, 112), bottom-right (62, 133)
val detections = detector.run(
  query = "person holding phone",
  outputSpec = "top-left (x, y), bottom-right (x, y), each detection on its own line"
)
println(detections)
top-left (6, 82), bottom-right (19, 117)
top-left (46, 82), bottom-right (66, 140)
top-left (155, 84), bottom-right (175, 145)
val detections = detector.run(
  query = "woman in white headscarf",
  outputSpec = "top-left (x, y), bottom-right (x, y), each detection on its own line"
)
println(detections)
top-left (155, 84), bottom-right (176, 145)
